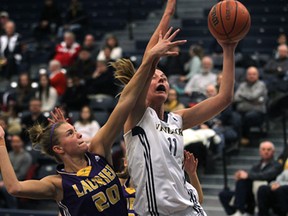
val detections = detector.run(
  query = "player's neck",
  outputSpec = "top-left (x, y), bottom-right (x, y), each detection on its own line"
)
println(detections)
top-left (150, 104), bottom-right (165, 120)
top-left (63, 155), bottom-right (88, 173)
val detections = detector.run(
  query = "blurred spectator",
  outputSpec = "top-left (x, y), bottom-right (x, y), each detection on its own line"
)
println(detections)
top-left (35, 73), bottom-right (58, 112)
top-left (204, 84), bottom-right (241, 153)
top-left (61, 76), bottom-right (89, 111)
top-left (219, 141), bottom-right (282, 216)
top-left (164, 88), bottom-right (185, 112)
top-left (0, 21), bottom-right (22, 79)
top-left (0, 134), bottom-right (32, 209)
top-left (33, 0), bottom-right (62, 45)
top-left (48, 60), bottom-right (67, 96)
top-left (257, 168), bottom-right (288, 216)
top-left (58, 0), bottom-right (89, 41)
top-left (181, 44), bottom-right (203, 82)
top-left (68, 48), bottom-right (95, 81)
top-left (0, 11), bottom-right (10, 36)
top-left (21, 98), bottom-right (49, 142)
top-left (184, 56), bottom-right (217, 95)
top-left (159, 45), bottom-right (188, 79)
top-left (0, 116), bottom-right (11, 151)
top-left (7, 73), bottom-right (36, 112)
top-left (273, 33), bottom-right (287, 58)
top-left (86, 60), bottom-right (118, 97)
top-left (53, 31), bottom-right (81, 68)
top-left (73, 105), bottom-right (100, 145)
top-left (97, 34), bottom-right (122, 61)
top-left (263, 44), bottom-right (288, 95)
top-left (257, 147), bottom-right (288, 216)
top-left (82, 34), bottom-right (98, 60)
top-left (2, 100), bottom-right (21, 136)
top-left (234, 66), bottom-right (268, 145)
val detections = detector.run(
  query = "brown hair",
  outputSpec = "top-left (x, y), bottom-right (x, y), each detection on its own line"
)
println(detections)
top-left (28, 122), bottom-right (65, 163)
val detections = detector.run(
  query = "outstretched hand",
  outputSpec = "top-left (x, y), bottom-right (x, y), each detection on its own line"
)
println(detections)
top-left (48, 107), bottom-right (68, 125)
top-left (183, 150), bottom-right (198, 175)
top-left (149, 27), bottom-right (187, 58)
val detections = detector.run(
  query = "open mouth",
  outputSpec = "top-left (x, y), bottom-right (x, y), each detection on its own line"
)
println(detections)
top-left (156, 85), bottom-right (166, 92)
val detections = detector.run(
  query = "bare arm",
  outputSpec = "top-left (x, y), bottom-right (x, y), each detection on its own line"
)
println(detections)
top-left (184, 150), bottom-right (203, 204)
top-left (145, 0), bottom-right (176, 52)
top-left (123, 0), bottom-right (177, 132)
top-left (175, 41), bottom-right (238, 130)
top-left (0, 127), bottom-right (59, 200)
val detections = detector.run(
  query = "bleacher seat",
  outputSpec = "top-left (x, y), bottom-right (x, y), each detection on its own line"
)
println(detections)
top-left (94, 110), bottom-right (110, 126)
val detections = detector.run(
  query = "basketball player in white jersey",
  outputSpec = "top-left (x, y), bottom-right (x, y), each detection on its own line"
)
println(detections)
top-left (112, 0), bottom-right (239, 215)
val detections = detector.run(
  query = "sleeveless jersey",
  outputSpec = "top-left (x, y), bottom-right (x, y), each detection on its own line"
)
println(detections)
top-left (122, 177), bottom-right (138, 216)
top-left (57, 152), bottom-right (128, 216)
top-left (124, 107), bottom-right (206, 216)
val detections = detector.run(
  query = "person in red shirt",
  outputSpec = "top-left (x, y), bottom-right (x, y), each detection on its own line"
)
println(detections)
top-left (53, 31), bottom-right (81, 67)
top-left (48, 59), bottom-right (67, 96)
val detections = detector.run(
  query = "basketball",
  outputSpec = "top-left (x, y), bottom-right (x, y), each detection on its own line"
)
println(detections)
top-left (208, 0), bottom-right (251, 43)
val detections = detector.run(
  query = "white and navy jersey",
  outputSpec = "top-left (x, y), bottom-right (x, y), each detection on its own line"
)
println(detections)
top-left (124, 107), bottom-right (206, 216)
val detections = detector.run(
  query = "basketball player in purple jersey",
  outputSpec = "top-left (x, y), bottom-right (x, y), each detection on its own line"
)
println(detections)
top-left (0, 29), bottom-right (186, 215)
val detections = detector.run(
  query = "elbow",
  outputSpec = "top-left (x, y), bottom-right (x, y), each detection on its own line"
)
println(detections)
top-left (7, 184), bottom-right (21, 197)
top-left (221, 92), bottom-right (234, 107)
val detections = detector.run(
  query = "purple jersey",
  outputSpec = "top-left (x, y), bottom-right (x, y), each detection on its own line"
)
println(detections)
top-left (121, 177), bottom-right (138, 216)
top-left (57, 152), bottom-right (128, 216)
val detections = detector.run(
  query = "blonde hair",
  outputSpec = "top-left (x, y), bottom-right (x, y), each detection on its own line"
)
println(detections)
top-left (111, 58), bottom-right (136, 86)
top-left (28, 122), bottom-right (65, 163)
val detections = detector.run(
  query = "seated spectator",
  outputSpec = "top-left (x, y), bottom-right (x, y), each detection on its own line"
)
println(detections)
top-left (181, 44), bottom-right (203, 82)
top-left (58, 0), bottom-right (89, 41)
top-left (35, 73), bottom-right (58, 112)
top-left (61, 76), bottom-right (89, 111)
top-left (7, 73), bottom-right (36, 112)
top-left (97, 34), bottom-right (122, 61)
top-left (204, 84), bottom-right (241, 154)
top-left (2, 100), bottom-right (22, 136)
top-left (263, 44), bottom-right (288, 95)
top-left (86, 60), bottom-right (119, 97)
top-left (164, 88), bottom-right (185, 112)
top-left (48, 59), bottom-right (67, 96)
top-left (257, 147), bottom-right (288, 216)
top-left (159, 45), bottom-right (188, 80)
top-left (0, 11), bottom-right (10, 36)
top-left (81, 34), bottom-right (98, 60)
top-left (219, 141), bottom-right (282, 216)
top-left (257, 168), bottom-right (288, 216)
top-left (73, 105), bottom-right (100, 145)
top-left (184, 56), bottom-right (217, 95)
top-left (33, 0), bottom-right (62, 45)
top-left (273, 33), bottom-right (287, 58)
top-left (234, 66), bottom-right (268, 145)
top-left (68, 48), bottom-right (95, 81)
top-left (0, 116), bottom-right (12, 151)
top-left (0, 134), bottom-right (32, 208)
top-left (0, 21), bottom-right (22, 80)
top-left (53, 31), bottom-right (81, 68)
top-left (21, 98), bottom-right (49, 142)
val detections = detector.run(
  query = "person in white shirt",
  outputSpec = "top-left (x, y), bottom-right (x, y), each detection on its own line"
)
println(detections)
top-left (73, 105), bottom-right (100, 145)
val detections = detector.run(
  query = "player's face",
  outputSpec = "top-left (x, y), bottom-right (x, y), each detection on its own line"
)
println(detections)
top-left (57, 123), bottom-right (88, 155)
top-left (147, 69), bottom-right (169, 104)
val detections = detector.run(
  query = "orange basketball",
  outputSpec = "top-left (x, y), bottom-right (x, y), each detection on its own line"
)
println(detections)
top-left (208, 0), bottom-right (251, 43)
